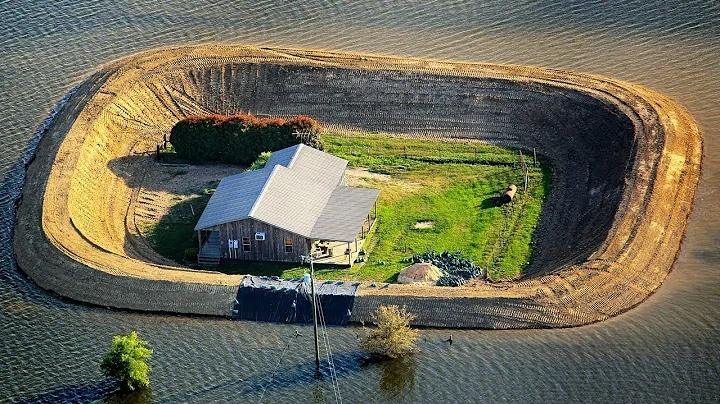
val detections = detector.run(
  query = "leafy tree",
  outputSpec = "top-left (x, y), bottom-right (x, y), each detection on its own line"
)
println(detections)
top-left (360, 305), bottom-right (418, 359)
top-left (100, 331), bottom-right (153, 391)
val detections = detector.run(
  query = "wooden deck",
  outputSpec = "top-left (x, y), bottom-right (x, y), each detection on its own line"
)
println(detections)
top-left (313, 216), bottom-right (376, 266)
top-left (313, 239), bottom-right (364, 266)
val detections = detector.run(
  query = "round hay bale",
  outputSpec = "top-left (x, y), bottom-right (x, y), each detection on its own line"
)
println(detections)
top-left (397, 263), bottom-right (444, 285)
top-left (501, 184), bottom-right (517, 203)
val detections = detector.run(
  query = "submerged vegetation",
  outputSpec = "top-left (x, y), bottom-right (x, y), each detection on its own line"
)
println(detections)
top-left (360, 305), bottom-right (418, 359)
top-left (144, 131), bottom-right (549, 282)
top-left (100, 331), bottom-right (153, 391)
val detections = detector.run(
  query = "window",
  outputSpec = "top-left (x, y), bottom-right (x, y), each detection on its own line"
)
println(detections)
top-left (285, 238), bottom-right (293, 253)
top-left (255, 232), bottom-right (266, 241)
top-left (242, 237), bottom-right (250, 252)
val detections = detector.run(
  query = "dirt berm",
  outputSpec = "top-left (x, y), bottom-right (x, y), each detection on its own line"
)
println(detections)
top-left (14, 45), bottom-right (701, 327)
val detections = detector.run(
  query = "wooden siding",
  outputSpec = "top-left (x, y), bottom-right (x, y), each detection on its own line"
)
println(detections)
top-left (212, 218), bottom-right (309, 263)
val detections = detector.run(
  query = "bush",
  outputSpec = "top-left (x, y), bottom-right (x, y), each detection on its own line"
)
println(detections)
top-left (100, 331), bottom-right (153, 391)
top-left (436, 274), bottom-right (466, 287)
top-left (184, 248), bottom-right (198, 261)
top-left (249, 151), bottom-right (271, 171)
top-left (360, 305), bottom-right (417, 359)
top-left (169, 113), bottom-right (323, 165)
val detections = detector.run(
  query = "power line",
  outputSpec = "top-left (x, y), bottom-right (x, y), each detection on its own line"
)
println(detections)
top-left (316, 293), bottom-right (342, 404)
top-left (258, 330), bottom-right (301, 404)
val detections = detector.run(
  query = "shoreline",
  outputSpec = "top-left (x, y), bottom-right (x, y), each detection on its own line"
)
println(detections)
top-left (13, 45), bottom-right (702, 328)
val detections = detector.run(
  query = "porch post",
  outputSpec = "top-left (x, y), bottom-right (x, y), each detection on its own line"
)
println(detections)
top-left (197, 230), bottom-right (201, 264)
top-left (355, 238), bottom-right (358, 252)
top-left (348, 242), bottom-right (351, 265)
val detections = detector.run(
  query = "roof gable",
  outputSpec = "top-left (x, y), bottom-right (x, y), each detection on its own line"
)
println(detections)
top-left (286, 144), bottom-right (348, 187)
top-left (193, 168), bottom-right (273, 230)
top-left (194, 144), bottom-right (378, 240)
top-left (264, 143), bottom-right (301, 168)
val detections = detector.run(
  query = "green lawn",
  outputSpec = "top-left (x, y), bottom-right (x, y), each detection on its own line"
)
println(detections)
top-left (143, 132), bottom-right (550, 282)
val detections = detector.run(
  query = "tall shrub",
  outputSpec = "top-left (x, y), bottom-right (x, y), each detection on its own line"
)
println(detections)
top-left (168, 113), bottom-right (323, 165)
top-left (360, 305), bottom-right (418, 359)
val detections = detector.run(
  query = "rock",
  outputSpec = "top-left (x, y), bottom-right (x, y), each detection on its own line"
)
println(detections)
top-left (397, 263), bottom-right (444, 285)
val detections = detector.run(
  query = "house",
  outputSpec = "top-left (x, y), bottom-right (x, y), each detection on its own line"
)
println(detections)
top-left (194, 144), bottom-right (380, 266)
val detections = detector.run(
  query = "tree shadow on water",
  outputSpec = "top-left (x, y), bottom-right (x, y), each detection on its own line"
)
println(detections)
top-left (157, 351), bottom-right (366, 402)
top-left (375, 356), bottom-right (417, 401)
top-left (14, 380), bottom-right (153, 404)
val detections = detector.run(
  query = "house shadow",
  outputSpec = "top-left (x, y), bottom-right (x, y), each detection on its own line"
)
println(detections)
top-left (105, 154), bottom-right (241, 264)
top-left (106, 154), bottom-right (242, 195)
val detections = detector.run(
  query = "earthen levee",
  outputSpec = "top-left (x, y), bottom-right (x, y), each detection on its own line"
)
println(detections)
top-left (14, 45), bottom-right (701, 326)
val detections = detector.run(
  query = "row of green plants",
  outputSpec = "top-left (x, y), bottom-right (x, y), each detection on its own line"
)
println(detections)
top-left (169, 113), bottom-right (323, 165)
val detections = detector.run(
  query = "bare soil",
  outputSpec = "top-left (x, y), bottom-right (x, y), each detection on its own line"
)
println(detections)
top-left (13, 45), bottom-right (702, 326)
top-left (134, 162), bottom-right (241, 233)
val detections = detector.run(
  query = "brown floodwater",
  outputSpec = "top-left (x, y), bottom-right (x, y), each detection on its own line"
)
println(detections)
top-left (1, 1), bottom-right (718, 402)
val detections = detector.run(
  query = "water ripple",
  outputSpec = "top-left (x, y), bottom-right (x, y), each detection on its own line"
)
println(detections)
top-left (1, 0), bottom-right (719, 402)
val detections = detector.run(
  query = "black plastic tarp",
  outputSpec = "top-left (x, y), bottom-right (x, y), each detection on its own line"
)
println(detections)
top-left (233, 276), bottom-right (359, 326)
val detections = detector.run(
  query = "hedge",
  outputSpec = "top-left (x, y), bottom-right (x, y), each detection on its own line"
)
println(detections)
top-left (169, 113), bottom-right (323, 165)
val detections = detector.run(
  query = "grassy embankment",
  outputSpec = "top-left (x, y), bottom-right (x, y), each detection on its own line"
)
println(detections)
top-left (143, 133), bottom-right (550, 282)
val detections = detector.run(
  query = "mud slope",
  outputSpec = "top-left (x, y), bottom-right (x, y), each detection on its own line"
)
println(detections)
top-left (14, 46), bottom-right (701, 326)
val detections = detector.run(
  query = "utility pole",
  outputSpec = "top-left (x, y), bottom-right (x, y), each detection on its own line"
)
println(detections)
top-left (308, 256), bottom-right (321, 376)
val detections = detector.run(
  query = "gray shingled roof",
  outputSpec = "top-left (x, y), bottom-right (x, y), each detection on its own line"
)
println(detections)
top-left (250, 164), bottom-right (336, 236)
top-left (310, 187), bottom-right (380, 242)
top-left (194, 144), bottom-right (378, 242)
top-left (264, 143), bottom-right (299, 167)
top-left (264, 143), bottom-right (347, 187)
top-left (193, 168), bottom-right (273, 230)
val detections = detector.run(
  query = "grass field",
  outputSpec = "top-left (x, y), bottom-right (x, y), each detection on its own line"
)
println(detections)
top-left (143, 132), bottom-right (550, 282)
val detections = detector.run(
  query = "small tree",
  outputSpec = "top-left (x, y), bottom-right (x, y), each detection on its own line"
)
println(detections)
top-left (249, 151), bottom-right (271, 171)
top-left (360, 305), bottom-right (418, 359)
top-left (100, 331), bottom-right (153, 391)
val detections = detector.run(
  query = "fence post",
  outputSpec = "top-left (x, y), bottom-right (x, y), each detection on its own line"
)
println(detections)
top-left (520, 150), bottom-right (528, 191)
